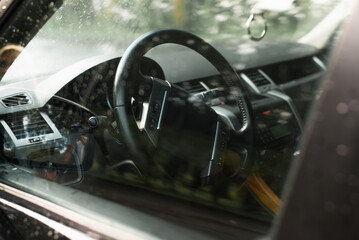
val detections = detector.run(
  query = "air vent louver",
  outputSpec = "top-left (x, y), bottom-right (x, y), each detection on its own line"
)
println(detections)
top-left (244, 70), bottom-right (270, 87)
top-left (318, 51), bottom-right (330, 65)
top-left (261, 57), bottom-right (323, 85)
top-left (1, 94), bottom-right (31, 107)
top-left (179, 81), bottom-right (207, 93)
top-left (5, 111), bottom-right (53, 140)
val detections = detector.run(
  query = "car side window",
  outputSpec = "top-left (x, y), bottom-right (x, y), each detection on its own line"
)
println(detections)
top-left (0, 0), bottom-right (350, 239)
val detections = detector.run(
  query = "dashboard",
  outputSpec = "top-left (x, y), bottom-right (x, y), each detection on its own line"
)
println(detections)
top-left (0, 40), bottom-right (328, 201)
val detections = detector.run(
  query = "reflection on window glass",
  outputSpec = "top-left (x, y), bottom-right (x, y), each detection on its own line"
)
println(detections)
top-left (0, 0), bottom-right (350, 239)
top-left (0, 44), bottom-right (23, 80)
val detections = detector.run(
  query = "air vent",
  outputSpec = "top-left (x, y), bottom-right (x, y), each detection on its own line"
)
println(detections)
top-left (317, 51), bottom-right (331, 66)
top-left (4, 111), bottom-right (53, 140)
top-left (262, 57), bottom-right (323, 85)
top-left (243, 70), bottom-right (270, 87)
top-left (1, 93), bottom-right (31, 108)
top-left (179, 81), bottom-right (208, 93)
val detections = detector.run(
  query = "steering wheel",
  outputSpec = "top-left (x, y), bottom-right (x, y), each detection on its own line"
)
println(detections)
top-left (112, 30), bottom-right (280, 210)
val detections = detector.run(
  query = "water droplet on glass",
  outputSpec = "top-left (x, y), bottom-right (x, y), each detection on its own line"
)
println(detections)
top-left (186, 39), bottom-right (195, 45)
top-left (336, 144), bottom-right (349, 156)
top-left (336, 102), bottom-right (348, 114)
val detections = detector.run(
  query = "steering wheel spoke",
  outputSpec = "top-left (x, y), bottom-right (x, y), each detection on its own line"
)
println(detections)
top-left (143, 77), bottom-right (171, 146)
top-left (201, 118), bottom-right (230, 185)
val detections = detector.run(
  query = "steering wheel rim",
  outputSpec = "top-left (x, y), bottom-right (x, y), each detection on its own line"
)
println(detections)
top-left (113, 29), bottom-right (252, 175)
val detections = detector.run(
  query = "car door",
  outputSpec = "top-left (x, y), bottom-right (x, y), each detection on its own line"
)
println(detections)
top-left (274, 2), bottom-right (359, 239)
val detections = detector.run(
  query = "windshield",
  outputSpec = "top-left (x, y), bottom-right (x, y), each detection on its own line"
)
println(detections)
top-left (1, 0), bottom-right (345, 82)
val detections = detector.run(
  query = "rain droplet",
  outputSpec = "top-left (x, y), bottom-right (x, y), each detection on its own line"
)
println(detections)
top-left (186, 39), bottom-right (195, 45)
top-left (336, 102), bottom-right (348, 114)
top-left (336, 144), bottom-right (349, 156)
top-left (152, 36), bottom-right (160, 42)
